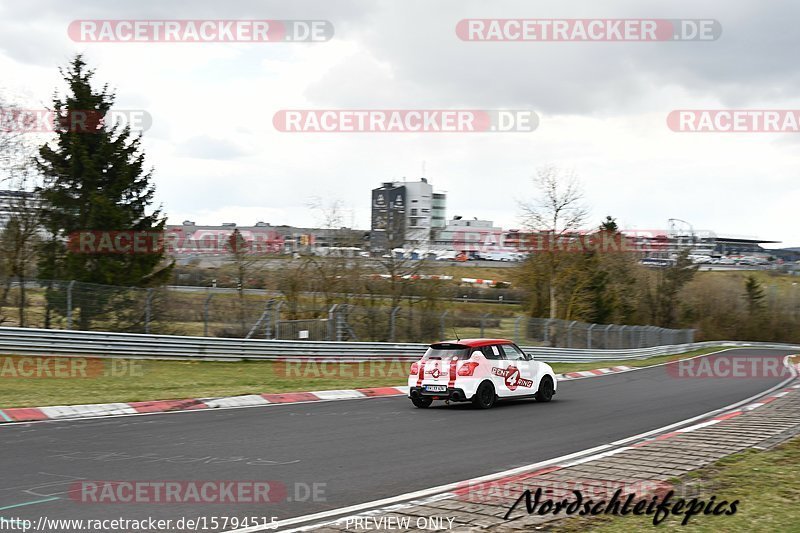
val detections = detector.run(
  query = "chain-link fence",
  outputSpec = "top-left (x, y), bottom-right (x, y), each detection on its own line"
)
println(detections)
top-left (0, 279), bottom-right (694, 347)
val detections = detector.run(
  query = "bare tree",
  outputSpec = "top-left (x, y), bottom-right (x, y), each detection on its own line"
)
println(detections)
top-left (0, 170), bottom-right (42, 326)
top-left (306, 196), bottom-right (365, 309)
top-left (521, 165), bottom-right (588, 237)
top-left (307, 196), bottom-right (349, 232)
top-left (519, 165), bottom-right (589, 320)
top-left (374, 211), bottom-right (427, 310)
top-left (0, 94), bottom-right (40, 325)
top-left (0, 95), bottom-right (33, 186)
top-left (226, 228), bottom-right (263, 334)
top-left (277, 258), bottom-right (311, 320)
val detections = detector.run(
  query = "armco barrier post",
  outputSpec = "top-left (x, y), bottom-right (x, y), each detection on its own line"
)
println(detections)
top-left (514, 316), bottom-right (524, 343)
top-left (327, 304), bottom-right (338, 341)
top-left (270, 300), bottom-right (284, 339)
top-left (203, 293), bottom-right (213, 337)
top-left (566, 320), bottom-right (574, 348)
top-left (587, 323), bottom-right (596, 349)
top-left (66, 280), bottom-right (75, 330)
top-left (144, 288), bottom-right (154, 334)
top-left (480, 313), bottom-right (490, 337)
top-left (389, 306), bottom-right (400, 342)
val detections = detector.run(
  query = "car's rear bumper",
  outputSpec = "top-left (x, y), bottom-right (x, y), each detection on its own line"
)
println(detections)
top-left (409, 386), bottom-right (471, 402)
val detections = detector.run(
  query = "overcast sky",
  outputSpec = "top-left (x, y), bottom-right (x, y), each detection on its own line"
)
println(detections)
top-left (1, 0), bottom-right (798, 247)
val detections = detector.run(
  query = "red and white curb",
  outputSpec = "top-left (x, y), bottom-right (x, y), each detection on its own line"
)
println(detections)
top-left (0, 386), bottom-right (409, 424)
top-left (0, 365), bottom-right (638, 425)
top-left (556, 365), bottom-right (633, 380)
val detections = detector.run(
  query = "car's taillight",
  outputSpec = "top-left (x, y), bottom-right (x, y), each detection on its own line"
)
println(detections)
top-left (458, 362), bottom-right (480, 376)
top-left (410, 362), bottom-right (420, 375)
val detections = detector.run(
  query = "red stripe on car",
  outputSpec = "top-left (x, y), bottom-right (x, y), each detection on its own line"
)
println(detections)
top-left (448, 357), bottom-right (458, 389)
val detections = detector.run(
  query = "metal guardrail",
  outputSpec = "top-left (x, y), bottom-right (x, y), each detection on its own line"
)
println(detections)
top-left (0, 326), bottom-right (797, 363)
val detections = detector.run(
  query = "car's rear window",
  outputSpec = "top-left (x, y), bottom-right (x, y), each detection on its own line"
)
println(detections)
top-left (422, 344), bottom-right (471, 360)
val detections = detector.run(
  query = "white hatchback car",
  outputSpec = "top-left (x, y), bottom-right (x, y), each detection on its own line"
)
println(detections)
top-left (408, 338), bottom-right (557, 409)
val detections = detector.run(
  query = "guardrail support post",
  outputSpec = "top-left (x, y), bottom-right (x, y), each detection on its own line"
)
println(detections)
top-left (270, 300), bottom-right (284, 339)
top-left (619, 325), bottom-right (626, 349)
top-left (327, 304), bottom-right (338, 341)
top-left (587, 323), bottom-right (596, 349)
top-left (480, 313), bottom-right (490, 337)
top-left (203, 293), bottom-right (214, 337)
top-left (514, 316), bottom-right (524, 343)
top-left (145, 288), bottom-right (154, 334)
top-left (604, 324), bottom-right (613, 349)
top-left (389, 306), bottom-right (400, 342)
top-left (66, 280), bottom-right (76, 330)
top-left (567, 320), bottom-right (577, 348)
top-left (336, 305), bottom-right (346, 341)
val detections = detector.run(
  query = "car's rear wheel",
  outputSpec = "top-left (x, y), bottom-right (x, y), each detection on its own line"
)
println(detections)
top-left (472, 382), bottom-right (496, 409)
top-left (535, 376), bottom-right (554, 402)
top-left (411, 396), bottom-right (433, 408)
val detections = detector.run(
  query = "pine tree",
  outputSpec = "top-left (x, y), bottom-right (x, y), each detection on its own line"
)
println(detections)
top-left (650, 250), bottom-right (698, 328)
top-left (599, 215), bottom-right (619, 233)
top-left (743, 275), bottom-right (766, 315)
top-left (36, 55), bottom-right (171, 330)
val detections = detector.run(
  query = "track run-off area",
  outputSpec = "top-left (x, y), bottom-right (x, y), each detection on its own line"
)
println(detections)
top-left (0, 347), bottom-right (795, 532)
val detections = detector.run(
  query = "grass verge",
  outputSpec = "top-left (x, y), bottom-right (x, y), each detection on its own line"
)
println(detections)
top-left (0, 346), bottom-right (725, 408)
top-left (550, 435), bottom-right (800, 532)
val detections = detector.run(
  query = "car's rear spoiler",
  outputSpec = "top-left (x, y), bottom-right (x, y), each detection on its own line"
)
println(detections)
top-left (429, 343), bottom-right (470, 350)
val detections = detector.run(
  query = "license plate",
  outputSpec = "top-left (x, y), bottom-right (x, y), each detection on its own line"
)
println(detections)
top-left (424, 385), bottom-right (447, 393)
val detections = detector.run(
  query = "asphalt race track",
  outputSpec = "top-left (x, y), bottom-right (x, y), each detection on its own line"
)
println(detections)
top-left (0, 348), bottom-right (794, 532)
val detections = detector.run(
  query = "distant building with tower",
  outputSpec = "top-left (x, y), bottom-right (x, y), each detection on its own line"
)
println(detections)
top-left (370, 178), bottom-right (446, 250)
